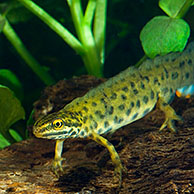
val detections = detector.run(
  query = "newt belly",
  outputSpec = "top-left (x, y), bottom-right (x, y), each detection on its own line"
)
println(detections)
top-left (33, 42), bottom-right (194, 185)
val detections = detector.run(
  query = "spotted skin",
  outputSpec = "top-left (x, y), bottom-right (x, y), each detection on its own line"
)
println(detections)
top-left (33, 42), bottom-right (194, 186)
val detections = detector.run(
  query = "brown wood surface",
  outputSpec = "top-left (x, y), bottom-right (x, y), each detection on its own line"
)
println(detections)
top-left (1, 75), bottom-right (194, 194)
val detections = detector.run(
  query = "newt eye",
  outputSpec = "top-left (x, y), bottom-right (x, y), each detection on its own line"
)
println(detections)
top-left (52, 118), bottom-right (64, 130)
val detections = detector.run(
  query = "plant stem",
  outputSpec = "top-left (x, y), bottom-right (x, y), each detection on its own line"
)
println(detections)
top-left (68, 0), bottom-right (103, 77)
top-left (68, 0), bottom-right (84, 42)
top-left (18, 0), bottom-right (105, 77)
top-left (93, 0), bottom-right (107, 64)
top-left (84, 0), bottom-right (96, 27)
top-left (176, 0), bottom-right (194, 18)
top-left (17, 0), bottom-right (85, 55)
top-left (3, 19), bottom-right (55, 85)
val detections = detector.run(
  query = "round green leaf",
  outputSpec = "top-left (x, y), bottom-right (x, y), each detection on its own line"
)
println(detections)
top-left (0, 85), bottom-right (25, 135)
top-left (140, 16), bottom-right (190, 58)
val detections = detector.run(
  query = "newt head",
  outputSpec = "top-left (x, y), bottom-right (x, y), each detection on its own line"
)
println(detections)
top-left (33, 110), bottom-right (83, 139)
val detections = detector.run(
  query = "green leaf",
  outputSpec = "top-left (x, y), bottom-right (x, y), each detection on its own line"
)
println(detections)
top-left (159, 0), bottom-right (194, 18)
top-left (0, 69), bottom-right (23, 100)
top-left (0, 85), bottom-right (25, 143)
top-left (9, 129), bottom-right (23, 142)
top-left (159, 0), bottom-right (186, 17)
top-left (140, 16), bottom-right (190, 58)
top-left (0, 133), bottom-right (10, 149)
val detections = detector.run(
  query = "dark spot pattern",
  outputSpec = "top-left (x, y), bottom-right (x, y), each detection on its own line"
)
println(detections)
top-left (161, 73), bottom-right (164, 80)
top-left (171, 72), bottom-right (178, 80)
top-left (179, 61), bottom-right (185, 68)
top-left (154, 77), bottom-right (159, 85)
top-left (121, 94), bottom-right (127, 100)
top-left (118, 104), bottom-right (125, 110)
top-left (171, 57), bottom-right (176, 62)
top-left (122, 86), bottom-right (129, 92)
top-left (142, 108), bottom-right (150, 116)
top-left (110, 93), bottom-right (117, 100)
top-left (92, 102), bottom-right (97, 107)
top-left (95, 111), bottom-right (105, 119)
top-left (69, 128), bottom-right (74, 134)
top-left (105, 127), bottom-right (113, 133)
top-left (185, 72), bottom-right (190, 79)
top-left (114, 116), bottom-right (118, 123)
top-left (188, 59), bottom-right (192, 66)
top-left (143, 96), bottom-right (149, 104)
top-left (104, 121), bottom-right (109, 128)
top-left (83, 116), bottom-right (88, 123)
top-left (118, 118), bottom-right (124, 123)
top-left (100, 114), bottom-right (105, 119)
top-left (103, 92), bottom-right (108, 98)
top-left (131, 102), bottom-right (134, 107)
top-left (126, 109), bottom-right (131, 116)
top-left (136, 100), bottom-right (140, 108)
top-left (132, 113), bottom-right (138, 120)
top-left (85, 127), bottom-right (88, 132)
top-left (88, 133), bottom-right (94, 138)
top-left (140, 82), bottom-right (145, 89)
top-left (95, 110), bottom-right (101, 115)
top-left (98, 128), bottom-right (102, 134)
top-left (101, 98), bottom-right (106, 104)
top-left (133, 89), bottom-right (138, 95)
top-left (163, 66), bottom-right (169, 79)
top-left (93, 121), bottom-right (98, 128)
top-left (130, 82), bottom-right (135, 88)
top-left (71, 131), bottom-right (76, 136)
top-left (143, 76), bottom-right (150, 82)
top-left (83, 106), bottom-right (88, 112)
top-left (78, 111), bottom-right (82, 117)
top-left (155, 64), bottom-right (160, 68)
top-left (150, 90), bottom-right (155, 100)
top-left (80, 131), bottom-right (85, 136)
top-left (109, 106), bottom-right (114, 115)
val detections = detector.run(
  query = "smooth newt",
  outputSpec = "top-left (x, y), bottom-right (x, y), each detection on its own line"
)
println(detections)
top-left (33, 42), bottom-right (194, 185)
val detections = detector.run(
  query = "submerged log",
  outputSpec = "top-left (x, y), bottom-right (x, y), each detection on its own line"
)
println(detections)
top-left (1, 75), bottom-right (194, 194)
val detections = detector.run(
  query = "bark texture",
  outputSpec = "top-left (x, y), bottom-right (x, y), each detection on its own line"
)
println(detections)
top-left (1, 75), bottom-right (194, 194)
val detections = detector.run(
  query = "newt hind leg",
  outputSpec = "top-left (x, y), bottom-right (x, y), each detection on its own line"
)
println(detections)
top-left (158, 97), bottom-right (182, 132)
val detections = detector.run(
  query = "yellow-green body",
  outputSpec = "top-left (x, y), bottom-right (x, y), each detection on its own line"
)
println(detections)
top-left (33, 42), bottom-right (194, 185)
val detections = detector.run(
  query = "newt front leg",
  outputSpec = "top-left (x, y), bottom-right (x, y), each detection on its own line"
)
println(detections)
top-left (52, 139), bottom-right (66, 176)
top-left (88, 132), bottom-right (123, 186)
